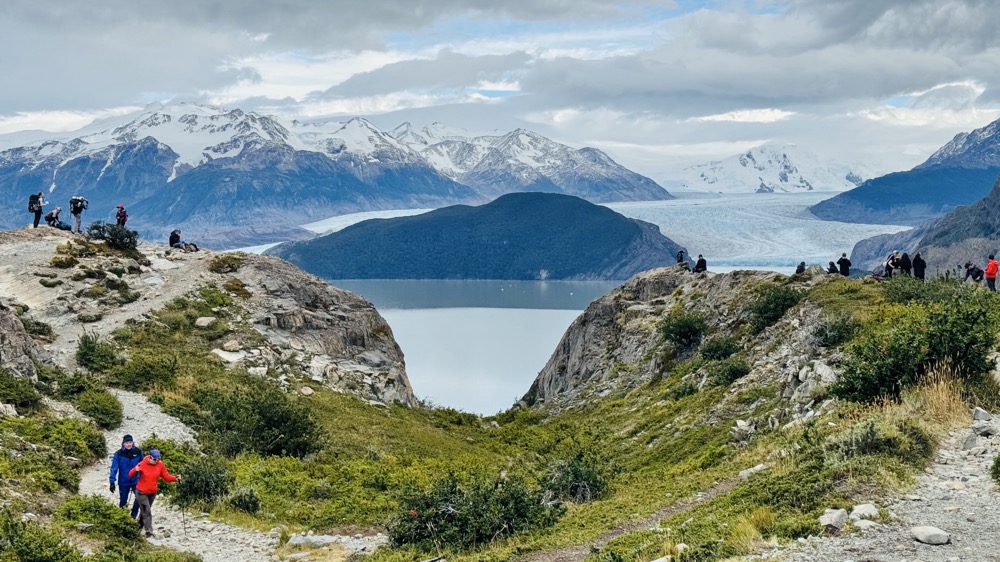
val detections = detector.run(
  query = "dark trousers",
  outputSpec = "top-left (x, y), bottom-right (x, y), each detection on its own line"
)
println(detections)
top-left (32, 210), bottom-right (41, 228)
top-left (136, 491), bottom-right (156, 533)
top-left (989, 278), bottom-right (996, 292)
top-left (118, 485), bottom-right (140, 518)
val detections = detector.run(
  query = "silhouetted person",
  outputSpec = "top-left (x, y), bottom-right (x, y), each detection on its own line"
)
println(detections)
top-left (28, 191), bottom-right (44, 228)
top-left (827, 261), bottom-right (838, 274)
top-left (69, 195), bottom-right (89, 234)
top-left (836, 253), bottom-right (851, 276)
top-left (986, 254), bottom-right (998, 292)
top-left (116, 204), bottom-right (128, 227)
top-left (912, 252), bottom-right (926, 280)
top-left (795, 262), bottom-right (806, 274)
top-left (899, 252), bottom-right (912, 276)
top-left (676, 250), bottom-right (689, 271)
top-left (965, 262), bottom-right (985, 284)
top-left (693, 254), bottom-right (707, 273)
top-left (884, 252), bottom-right (899, 278)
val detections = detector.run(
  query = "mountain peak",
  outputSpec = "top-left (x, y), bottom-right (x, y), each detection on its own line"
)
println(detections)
top-left (918, 116), bottom-right (1000, 170)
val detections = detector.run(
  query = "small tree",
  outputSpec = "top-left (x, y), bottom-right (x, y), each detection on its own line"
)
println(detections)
top-left (660, 311), bottom-right (707, 350)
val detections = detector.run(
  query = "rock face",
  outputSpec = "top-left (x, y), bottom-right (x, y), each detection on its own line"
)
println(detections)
top-left (522, 266), bottom-right (841, 412)
top-left (239, 255), bottom-right (417, 407)
top-left (0, 303), bottom-right (39, 380)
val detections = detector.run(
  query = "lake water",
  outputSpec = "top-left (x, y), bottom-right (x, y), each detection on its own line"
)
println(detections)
top-left (313, 192), bottom-right (912, 415)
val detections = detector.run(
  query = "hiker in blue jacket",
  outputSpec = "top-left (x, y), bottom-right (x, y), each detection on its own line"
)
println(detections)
top-left (108, 434), bottom-right (143, 518)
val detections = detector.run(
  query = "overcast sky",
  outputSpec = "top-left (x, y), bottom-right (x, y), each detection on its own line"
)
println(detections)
top-left (2, 0), bottom-right (999, 182)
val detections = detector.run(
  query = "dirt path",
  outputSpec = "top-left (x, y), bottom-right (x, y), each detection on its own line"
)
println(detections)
top-left (76, 389), bottom-right (277, 561)
top-left (519, 477), bottom-right (742, 562)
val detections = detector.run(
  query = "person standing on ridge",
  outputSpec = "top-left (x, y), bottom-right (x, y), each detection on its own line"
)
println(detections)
top-left (837, 252), bottom-right (851, 277)
top-left (128, 448), bottom-right (178, 538)
top-left (115, 204), bottom-right (128, 227)
top-left (912, 252), bottom-right (927, 281)
top-left (884, 252), bottom-right (898, 278)
top-left (900, 252), bottom-right (912, 276)
top-left (69, 195), bottom-right (89, 234)
top-left (28, 191), bottom-right (45, 228)
top-left (986, 254), bottom-right (998, 291)
top-left (693, 254), bottom-right (707, 273)
top-left (108, 434), bottom-right (143, 520)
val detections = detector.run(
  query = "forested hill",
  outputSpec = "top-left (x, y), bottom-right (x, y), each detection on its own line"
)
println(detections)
top-left (269, 192), bottom-right (684, 280)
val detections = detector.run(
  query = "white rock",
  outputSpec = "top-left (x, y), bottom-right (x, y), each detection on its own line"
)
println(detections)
top-left (911, 525), bottom-right (950, 545)
top-left (194, 316), bottom-right (217, 328)
top-left (850, 503), bottom-right (879, 521)
top-left (211, 349), bottom-right (246, 363)
top-left (738, 463), bottom-right (768, 479)
top-left (0, 403), bottom-right (17, 417)
top-left (973, 407), bottom-right (992, 421)
top-left (854, 519), bottom-right (880, 530)
top-left (299, 386), bottom-right (314, 396)
top-left (222, 339), bottom-right (242, 352)
top-left (819, 508), bottom-right (849, 530)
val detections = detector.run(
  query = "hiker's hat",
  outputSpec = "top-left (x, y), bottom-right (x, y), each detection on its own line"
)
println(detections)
top-left (117, 204), bottom-right (124, 208)
top-left (149, 449), bottom-right (161, 460)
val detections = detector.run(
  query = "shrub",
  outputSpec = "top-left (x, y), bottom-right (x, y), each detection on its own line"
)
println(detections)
top-left (1, 417), bottom-right (106, 465)
top-left (0, 510), bottom-right (83, 562)
top-left (992, 455), bottom-right (1000, 485)
top-left (86, 222), bottom-right (139, 252)
top-left (666, 379), bottom-right (699, 400)
top-left (832, 306), bottom-right (928, 401)
top-left (389, 473), bottom-right (563, 550)
top-left (75, 332), bottom-right (121, 372)
top-left (200, 379), bottom-right (320, 458)
top-left (208, 254), bottom-right (244, 274)
top-left (0, 369), bottom-right (43, 413)
top-left (74, 390), bottom-right (123, 429)
top-left (660, 310), bottom-right (707, 350)
top-left (748, 283), bottom-right (801, 333)
top-left (227, 486), bottom-right (261, 514)
top-left (700, 336), bottom-right (740, 360)
top-left (924, 289), bottom-right (1000, 378)
top-left (828, 419), bottom-right (932, 466)
top-left (55, 495), bottom-right (141, 541)
top-left (38, 278), bottom-right (63, 288)
top-left (19, 317), bottom-right (55, 339)
top-left (709, 357), bottom-right (752, 386)
top-left (176, 458), bottom-right (232, 507)
top-left (34, 365), bottom-right (98, 400)
top-left (222, 277), bottom-right (252, 299)
top-left (109, 354), bottom-right (178, 390)
top-left (813, 314), bottom-right (860, 348)
top-left (543, 450), bottom-right (611, 503)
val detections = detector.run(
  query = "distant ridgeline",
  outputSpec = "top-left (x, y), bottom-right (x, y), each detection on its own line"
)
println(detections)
top-left (811, 116), bottom-right (1000, 225)
top-left (268, 192), bottom-right (684, 281)
top-left (850, 175), bottom-right (1000, 273)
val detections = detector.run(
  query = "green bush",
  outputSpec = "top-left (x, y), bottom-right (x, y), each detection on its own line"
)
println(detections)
top-left (55, 495), bottom-right (141, 541)
top-left (543, 450), bottom-right (611, 503)
top-left (93, 541), bottom-right (202, 562)
top-left (34, 365), bottom-right (99, 401)
top-left (660, 310), bottom-right (707, 350)
top-left (748, 283), bottom-right (801, 333)
top-left (176, 458), bottom-right (232, 507)
top-left (708, 357), bottom-right (752, 386)
top-left (49, 255), bottom-right (78, 269)
top-left (0, 510), bottom-right (82, 562)
top-left (992, 455), bottom-right (1000, 485)
top-left (74, 390), bottom-right (123, 429)
top-left (198, 379), bottom-right (320, 458)
top-left (19, 317), bottom-right (55, 339)
top-left (700, 336), bottom-right (740, 361)
top-left (227, 486), bottom-right (261, 514)
top-left (828, 419), bottom-right (932, 466)
top-left (1, 417), bottom-right (106, 463)
top-left (881, 276), bottom-right (963, 305)
top-left (86, 222), bottom-right (139, 252)
top-left (0, 369), bottom-right (43, 413)
top-left (666, 379), bottom-right (699, 400)
top-left (389, 472), bottom-right (563, 550)
top-left (75, 332), bottom-right (121, 373)
top-left (109, 354), bottom-right (178, 390)
top-left (208, 254), bottom-right (244, 274)
top-left (813, 314), bottom-right (860, 348)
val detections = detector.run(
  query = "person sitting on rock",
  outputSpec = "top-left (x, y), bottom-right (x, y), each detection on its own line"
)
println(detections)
top-left (168, 229), bottom-right (198, 252)
top-left (44, 207), bottom-right (71, 230)
top-left (676, 250), bottom-right (690, 271)
top-left (827, 261), bottom-right (838, 274)
top-left (795, 262), bottom-right (806, 274)
top-left (693, 254), bottom-right (707, 273)
top-left (965, 262), bottom-right (985, 284)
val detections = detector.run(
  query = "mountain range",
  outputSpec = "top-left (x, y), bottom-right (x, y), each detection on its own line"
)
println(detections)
top-left (667, 144), bottom-right (873, 194)
top-left (269, 192), bottom-right (684, 281)
top-left (811, 117), bottom-right (1000, 225)
top-left (0, 103), bottom-right (671, 248)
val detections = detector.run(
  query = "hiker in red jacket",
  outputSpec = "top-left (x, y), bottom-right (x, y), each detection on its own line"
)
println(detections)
top-left (128, 449), bottom-right (179, 538)
top-left (986, 255), bottom-right (999, 292)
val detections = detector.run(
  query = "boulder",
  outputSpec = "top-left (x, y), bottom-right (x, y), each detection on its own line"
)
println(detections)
top-left (299, 386), bottom-right (314, 396)
top-left (962, 434), bottom-right (978, 450)
top-left (738, 463), bottom-right (768, 479)
top-left (210, 349), bottom-right (246, 363)
top-left (973, 407), bottom-right (992, 421)
top-left (194, 316), bottom-right (217, 328)
top-left (222, 339), bottom-right (242, 352)
top-left (819, 508), bottom-right (849, 531)
top-left (854, 520), bottom-right (880, 530)
top-left (911, 525), bottom-right (950, 545)
top-left (850, 503), bottom-right (879, 521)
top-left (0, 403), bottom-right (17, 417)
top-left (972, 421), bottom-right (996, 436)
top-left (287, 534), bottom-right (339, 548)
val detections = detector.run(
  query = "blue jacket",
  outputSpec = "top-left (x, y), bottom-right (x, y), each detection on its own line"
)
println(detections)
top-left (109, 445), bottom-right (143, 487)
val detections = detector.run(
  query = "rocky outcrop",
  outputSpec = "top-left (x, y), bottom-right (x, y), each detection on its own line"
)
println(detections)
top-left (236, 255), bottom-right (417, 407)
top-left (522, 266), bottom-right (843, 419)
top-left (0, 302), bottom-right (39, 380)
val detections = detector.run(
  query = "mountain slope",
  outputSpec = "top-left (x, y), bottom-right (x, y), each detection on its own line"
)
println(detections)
top-left (269, 192), bottom-right (683, 280)
top-left (812, 117), bottom-right (1000, 225)
top-left (675, 144), bottom-right (871, 194)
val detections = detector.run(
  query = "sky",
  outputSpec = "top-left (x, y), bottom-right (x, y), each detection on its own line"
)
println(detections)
top-left (2, 0), bottom-right (1000, 183)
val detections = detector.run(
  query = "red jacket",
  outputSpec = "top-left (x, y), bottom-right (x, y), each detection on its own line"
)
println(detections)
top-left (986, 260), bottom-right (998, 279)
top-left (128, 456), bottom-right (177, 495)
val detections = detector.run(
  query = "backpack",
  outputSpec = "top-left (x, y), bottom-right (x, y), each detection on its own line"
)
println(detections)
top-left (28, 194), bottom-right (41, 213)
top-left (69, 196), bottom-right (88, 214)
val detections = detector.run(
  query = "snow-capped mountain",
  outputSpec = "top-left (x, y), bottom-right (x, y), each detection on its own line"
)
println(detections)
top-left (673, 144), bottom-right (873, 194)
top-left (392, 125), bottom-right (671, 202)
top-left (0, 103), bottom-right (671, 248)
top-left (917, 118), bottom-right (1000, 169)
